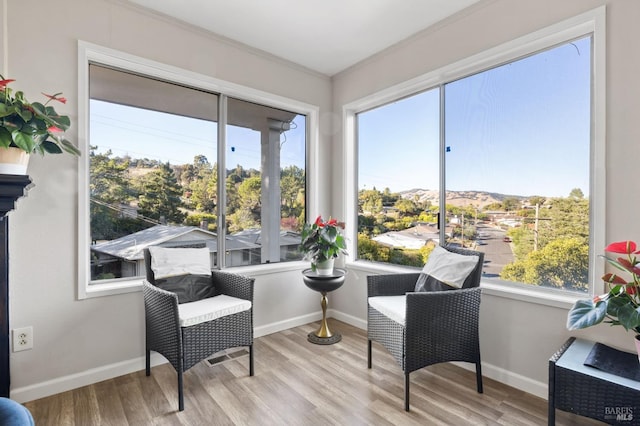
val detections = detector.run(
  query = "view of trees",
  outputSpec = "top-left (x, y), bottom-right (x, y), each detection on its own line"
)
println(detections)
top-left (357, 186), bottom-right (589, 292)
top-left (89, 146), bottom-right (306, 242)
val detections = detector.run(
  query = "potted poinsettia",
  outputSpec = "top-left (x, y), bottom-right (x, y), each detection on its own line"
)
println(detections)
top-left (0, 76), bottom-right (80, 174)
top-left (299, 216), bottom-right (348, 275)
top-left (566, 241), bottom-right (640, 360)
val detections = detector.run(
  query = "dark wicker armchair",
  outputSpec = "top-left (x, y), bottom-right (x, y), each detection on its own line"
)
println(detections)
top-left (143, 248), bottom-right (254, 411)
top-left (367, 245), bottom-right (484, 411)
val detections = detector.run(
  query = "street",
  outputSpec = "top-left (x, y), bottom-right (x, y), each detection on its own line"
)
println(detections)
top-left (473, 223), bottom-right (514, 278)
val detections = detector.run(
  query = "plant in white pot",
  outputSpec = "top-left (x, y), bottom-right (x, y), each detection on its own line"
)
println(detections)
top-left (299, 216), bottom-right (348, 275)
top-left (0, 76), bottom-right (80, 174)
top-left (567, 241), bottom-right (640, 361)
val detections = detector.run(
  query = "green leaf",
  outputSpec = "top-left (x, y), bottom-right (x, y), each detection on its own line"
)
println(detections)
top-left (60, 139), bottom-right (81, 156)
top-left (12, 131), bottom-right (34, 152)
top-left (0, 127), bottom-right (12, 148)
top-left (616, 304), bottom-right (640, 331)
top-left (41, 140), bottom-right (63, 154)
top-left (0, 103), bottom-right (12, 118)
top-left (566, 299), bottom-right (608, 330)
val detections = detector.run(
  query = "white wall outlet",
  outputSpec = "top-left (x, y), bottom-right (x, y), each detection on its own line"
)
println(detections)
top-left (12, 326), bottom-right (33, 352)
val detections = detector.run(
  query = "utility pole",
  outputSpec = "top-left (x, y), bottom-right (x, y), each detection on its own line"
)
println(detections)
top-left (533, 204), bottom-right (538, 251)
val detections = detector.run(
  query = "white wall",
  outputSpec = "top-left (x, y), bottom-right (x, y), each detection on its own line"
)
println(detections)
top-left (3, 0), bottom-right (331, 402)
top-left (331, 0), bottom-right (640, 398)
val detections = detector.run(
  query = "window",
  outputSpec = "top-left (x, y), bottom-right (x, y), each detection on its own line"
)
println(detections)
top-left (353, 10), bottom-right (604, 296)
top-left (78, 44), bottom-right (313, 297)
top-left (357, 89), bottom-right (439, 267)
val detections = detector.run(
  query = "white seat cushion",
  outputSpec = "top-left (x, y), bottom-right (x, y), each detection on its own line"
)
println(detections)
top-left (178, 295), bottom-right (252, 327)
top-left (149, 246), bottom-right (212, 279)
top-left (368, 295), bottom-right (406, 326)
top-left (419, 245), bottom-right (479, 289)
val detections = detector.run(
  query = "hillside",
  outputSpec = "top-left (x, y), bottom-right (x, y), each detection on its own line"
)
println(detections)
top-left (399, 189), bottom-right (527, 208)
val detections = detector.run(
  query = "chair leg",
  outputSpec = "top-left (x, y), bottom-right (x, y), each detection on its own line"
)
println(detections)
top-left (367, 340), bottom-right (372, 369)
top-left (249, 345), bottom-right (254, 376)
top-left (178, 369), bottom-right (184, 412)
top-left (145, 349), bottom-right (150, 376)
top-left (476, 361), bottom-right (483, 393)
top-left (404, 372), bottom-right (410, 411)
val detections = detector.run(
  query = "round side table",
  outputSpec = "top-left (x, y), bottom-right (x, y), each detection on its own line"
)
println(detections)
top-left (302, 268), bottom-right (346, 345)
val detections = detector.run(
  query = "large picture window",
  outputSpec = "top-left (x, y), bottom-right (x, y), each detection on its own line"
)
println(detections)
top-left (83, 62), bottom-right (307, 289)
top-left (356, 31), bottom-right (597, 294)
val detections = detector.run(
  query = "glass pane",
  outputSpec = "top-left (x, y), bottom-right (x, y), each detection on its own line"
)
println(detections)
top-left (444, 37), bottom-right (591, 292)
top-left (357, 89), bottom-right (440, 266)
top-left (89, 65), bottom-right (218, 281)
top-left (225, 97), bottom-right (306, 266)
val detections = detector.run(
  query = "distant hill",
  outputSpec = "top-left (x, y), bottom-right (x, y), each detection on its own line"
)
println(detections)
top-left (398, 189), bottom-right (528, 208)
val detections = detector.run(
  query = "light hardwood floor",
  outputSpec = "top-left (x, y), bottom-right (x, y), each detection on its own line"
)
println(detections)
top-left (24, 320), bottom-right (600, 425)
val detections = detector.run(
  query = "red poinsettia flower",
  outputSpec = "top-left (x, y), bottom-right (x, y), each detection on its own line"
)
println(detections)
top-left (42, 92), bottom-right (67, 104)
top-left (0, 79), bottom-right (15, 88)
top-left (326, 218), bottom-right (337, 226)
top-left (314, 216), bottom-right (324, 227)
top-left (47, 126), bottom-right (63, 133)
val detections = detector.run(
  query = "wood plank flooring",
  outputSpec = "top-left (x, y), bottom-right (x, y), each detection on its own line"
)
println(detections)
top-left (24, 320), bottom-right (602, 425)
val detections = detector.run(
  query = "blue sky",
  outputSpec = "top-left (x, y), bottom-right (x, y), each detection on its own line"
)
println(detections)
top-left (358, 36), bottom-right (591, 198)
top-left (91, 36), bottom-right (590, 200)
top-left (90, 101), bottom-right (306, 171)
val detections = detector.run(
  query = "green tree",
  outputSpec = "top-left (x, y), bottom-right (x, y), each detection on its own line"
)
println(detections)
top-left (359, 189), bottom-right (383, 215)
top-left (569, 188), bottom-right (585, 199)
top-left (89, 147), bottom-right (146, 241)
top-left (187, 157), bottom-right (217, 213)
top-left (501, 237), bottom-right (589, 291)
top-left (528, 195), bottom-right (546, 207)
top-left (357, 233), bottom-right (389, 262)
top-left (395, 198), bottom-right (418, 216)
top-left (381, 187), bottom-right (399, 206)
top-left (138, 163), bottom-right (186, 224)
top-left (90, 147), bottom-right (130, 204)
top-left (502, 197), bottom-right (521, 211)
top-left (281, 165), bottom-right (305, 225)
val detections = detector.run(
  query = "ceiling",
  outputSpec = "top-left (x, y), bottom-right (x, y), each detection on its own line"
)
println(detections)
top-left (127, 0), bottom-right (482, 76)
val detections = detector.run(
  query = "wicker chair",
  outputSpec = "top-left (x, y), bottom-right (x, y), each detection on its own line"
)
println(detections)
top-left (367, 245), bottom-right (484, 411)
top-left (143, 248), bottom-right (254, 411)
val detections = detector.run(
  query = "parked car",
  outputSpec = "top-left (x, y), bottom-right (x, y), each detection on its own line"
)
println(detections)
top-left (503, 236), bottom-right (512, 243)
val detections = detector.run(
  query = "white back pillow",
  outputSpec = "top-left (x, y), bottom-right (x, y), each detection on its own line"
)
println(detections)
top-left (149, 246), bottom-right (212, 279)
top-left (421, 245), bottom-right (479, 288)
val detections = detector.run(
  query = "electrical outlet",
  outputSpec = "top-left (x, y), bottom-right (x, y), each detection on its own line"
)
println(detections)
top-left (12, 326), bottom-right (33, 352)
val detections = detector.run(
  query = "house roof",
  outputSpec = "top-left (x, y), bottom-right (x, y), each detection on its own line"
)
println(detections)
top-left (91, 225), bottom-right (218, 261)
top-left (91, 225), bottom-right (301, 261)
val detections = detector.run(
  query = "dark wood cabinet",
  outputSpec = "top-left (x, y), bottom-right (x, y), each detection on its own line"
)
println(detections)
top-left (0, 175), bottom-right (32, 397)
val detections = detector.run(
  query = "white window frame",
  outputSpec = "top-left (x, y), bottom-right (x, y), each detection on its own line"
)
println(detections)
top-left (77, 41), bottom-right (319, 299)
top-left (343, 7), bottom-right (606, 307)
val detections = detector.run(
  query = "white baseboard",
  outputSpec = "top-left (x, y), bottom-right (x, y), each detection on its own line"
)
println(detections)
top-left (11, 352), bottom-right (168, 404)
top-left (329, 309), bottom-right (367, 330)
top-left (451, 360), bottom-right (547, 400)
top-left (12, 312), bottom-right (323, 404)
top-left (254, 312), bottom-right (322, 338)
top-left (11, 310), bottom-right (547, 404)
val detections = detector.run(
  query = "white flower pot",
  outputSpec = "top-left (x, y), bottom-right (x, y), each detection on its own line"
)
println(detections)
top-left (314, 258), bottom-right (335, 276)
top-left (0, 147), bottom-right (30, 175)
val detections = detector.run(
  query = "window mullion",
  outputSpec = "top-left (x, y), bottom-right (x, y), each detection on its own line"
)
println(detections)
top-left (217, 94), bottom-right (228, 269)
top-left (438, 84), bottom-right (446, 245)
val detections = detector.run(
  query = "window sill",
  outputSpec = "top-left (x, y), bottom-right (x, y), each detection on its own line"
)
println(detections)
top-left (347, 260), bottom-right (585, 310)
top-left (79, 260), bottom-right (310, 299)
